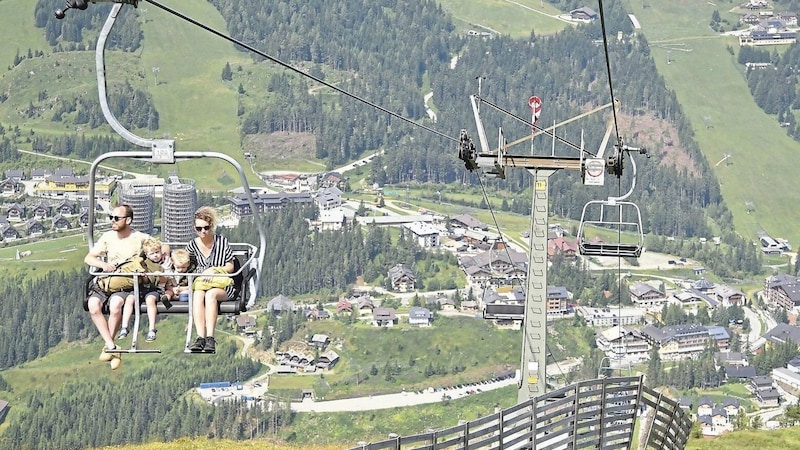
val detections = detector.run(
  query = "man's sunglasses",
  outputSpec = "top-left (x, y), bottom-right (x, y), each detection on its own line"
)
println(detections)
top-left (195, 225), bottom-right (211, 231)
top-left (109, 215), bottom-right (129, 222)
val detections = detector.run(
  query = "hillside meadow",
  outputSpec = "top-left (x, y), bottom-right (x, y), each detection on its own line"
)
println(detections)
top-left (621, 0), bottom-right (800, 245)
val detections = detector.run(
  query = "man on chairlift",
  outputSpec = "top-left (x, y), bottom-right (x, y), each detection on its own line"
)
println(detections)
top-left (83, 204), bottom-right (149, 370)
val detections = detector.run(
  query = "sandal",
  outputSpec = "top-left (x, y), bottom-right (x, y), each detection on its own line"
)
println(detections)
top-left (145, 329), bottom-right (157, 342)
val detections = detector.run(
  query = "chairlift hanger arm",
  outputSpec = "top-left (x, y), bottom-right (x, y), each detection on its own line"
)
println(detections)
top-left (475, 96), bottom-right (613, 155)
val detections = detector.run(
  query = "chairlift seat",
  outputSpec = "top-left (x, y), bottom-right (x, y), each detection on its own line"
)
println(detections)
top-left (577, 199), bottom-right (643, 258)
top-left (83, 246), bottom-right (256, 315)
top-left (579, 241), bottom-right (642, 258)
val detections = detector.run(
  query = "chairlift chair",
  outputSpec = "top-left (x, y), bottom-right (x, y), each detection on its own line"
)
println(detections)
top-left (82, 2), bottom-right (266, 354)
top-left (577, 149), bottom-right (644, 258)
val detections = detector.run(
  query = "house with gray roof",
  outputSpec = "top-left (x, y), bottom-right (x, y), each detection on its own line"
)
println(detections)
top-left (714, 285), bottom-right (746, 307)
top-left (629, 281), bottom-right (666, 308)
top-left (0, 178), bottom-right (23, 196)
top-left (4, 169), bottom-right (24, 180)
top-left (696, 396), bottom-right (714, 416)
top-left (762, 323), bottom-right (800, 347)
top-left (315, 186), bottom-right (342, 211)
top-left (53, 199), bottom-right (75, 216)
top-left (0, 222), bottom-right (20, 241)
top-left (309, 334), bottom-right (330, 349)
top-left (5, 203), bottom-right (24, 221)
top-left (33, 201), bottom-right (50, 220)
top-left (724, 365), bottom-right (756, 382)
top-left (449, 213), bottom-right (487, 231)
top-left (51, 214), bottom-right (71, 231)
top-left (267, 294), bottom-right (294, 313)
top-left (408, 307), bottom-right (433, 327)
top-left (547, 285), bottom-right (571, 315)
top-left (640, 323), bottom-right (711, 360)
top-left (691, 278), bottom-right (716, 294)
top-left (570, 6), bottom-right (598, 22)
top-left (764, 273), bottom-right (800, 311)
top-left (388, 264), bottom-right (416, 292)
top-left (402, 221), bottom-right (440, 248)
top-left (316, 350), bottom-right (339, 370)
top-left (754, 387), bottom-right (780, 407)
top-left (25, 218), bottom-right (44, 237)
top-left (30, 168), bottom-right (51, 180)
top-left (714, 351), bottom-right (747, 368)
top-left (372, 307), bottom-right (397, 327)
top-left (459, 247), bottom-right (528, 287)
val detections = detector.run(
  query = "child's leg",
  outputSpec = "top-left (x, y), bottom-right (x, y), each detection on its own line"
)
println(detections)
top-left (120, 294), bottom-right (135, 332)
top-left (145, 294), bottom-right (158, 331)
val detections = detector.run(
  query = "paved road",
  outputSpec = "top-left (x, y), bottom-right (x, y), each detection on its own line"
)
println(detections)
top-left (290, 376), bottom-right (517, 412)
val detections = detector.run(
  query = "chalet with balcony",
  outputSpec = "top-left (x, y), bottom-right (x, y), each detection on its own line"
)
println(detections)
top-left (309, 334), bottom-right (330, 349)
top-left (6, 203), bottom-right (24, 222)
top-left (32, 202), bottom-right (50, 220)
top-left (235, 316), bottom-right (257, 335)
top-left (0, 178), bottom-right (23, 196)
top-left (449, 213), bottom-right (487, 231)
top-left (51, 214), bottom-right (71, 231)
top-left (595, 325), bottom-right (650, 360)
top-left (459, 247), bottom-right (528, 287)
top-left (372, 307), bottom-right (397, 327)
top-left (764, 274), bottom-right (800, 311)
top-left (53, 199), bottom-right (75, 216)
top-left (388, 263), bottom-right (416, 292)
top-left (0, 222), bottom-right (20, 241)
top-left (548, 237), bottom-right (578, 259)
top-left (640, 323), bottom-right (711, 360)
top-left (714, 285), bottom-right (745, 307)
top-left (317, 350), bottom-right (340, 370)
top-left (629, 281), bottom-right (666, 308)
top-left (570, 6), bottom-right (598, 22)
top-left (26, 219), bottom-right (45, 237)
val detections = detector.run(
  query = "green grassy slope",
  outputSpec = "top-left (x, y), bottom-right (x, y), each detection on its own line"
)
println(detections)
top-left (0, 0), bottom-right (48, 79)
top-left (438, 0), bottom-right (569, 37)
top-left (621, 0), bottom-right (800, 245)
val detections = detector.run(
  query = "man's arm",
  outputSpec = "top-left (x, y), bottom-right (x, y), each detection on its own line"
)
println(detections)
top-left (84, 236), bottom-right (115, 272)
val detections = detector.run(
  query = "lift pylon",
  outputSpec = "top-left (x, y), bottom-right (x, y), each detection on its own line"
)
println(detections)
top-left (459, 94), bottom-right (645, 403)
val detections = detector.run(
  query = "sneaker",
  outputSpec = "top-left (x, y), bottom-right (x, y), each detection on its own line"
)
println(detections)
top-left (203, 336), bottom-right (216, 353)
top-left (109, 353), bottom-right (122, 370)
top-left (98, 345), bottom-right (116, 362)
top-left (117, 327), bottom-right (129, 339)
top-left (145, 329), bottom-right (157, 342)
top-left (189, 337), bottom-right (206, 352)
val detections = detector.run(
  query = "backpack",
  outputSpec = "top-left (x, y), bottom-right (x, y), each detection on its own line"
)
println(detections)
top-left (95, 256), bottom-right (156, 293)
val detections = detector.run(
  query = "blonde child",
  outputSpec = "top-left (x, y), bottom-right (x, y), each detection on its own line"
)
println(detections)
top-left (167, 249), bottom-right (193, 302)
top-left (119, 238), bottom-right (171, 342)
